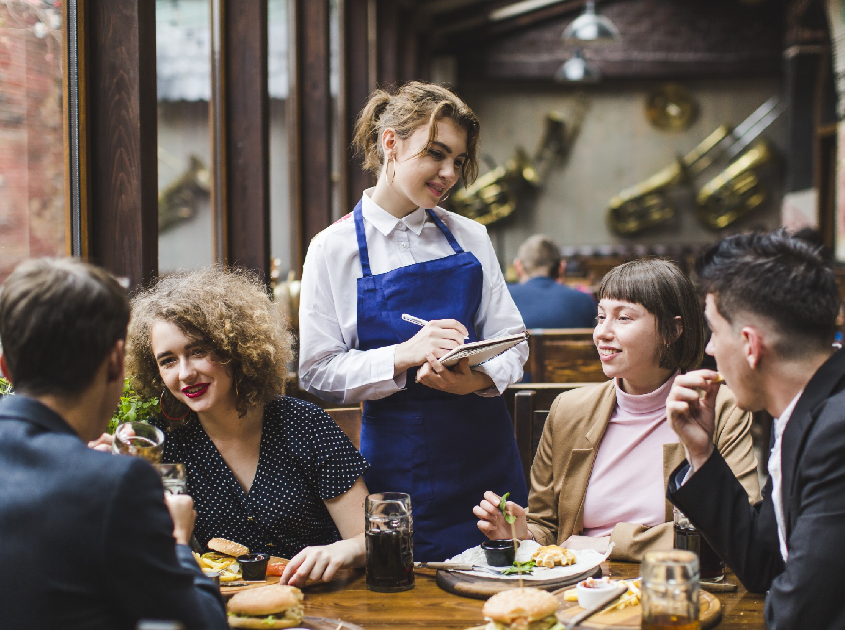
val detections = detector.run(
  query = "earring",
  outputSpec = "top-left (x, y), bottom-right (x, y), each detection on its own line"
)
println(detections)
top-left (387, 156), bottom-right (397, 185)
top-left (160, 389), bottom-right (189, 421)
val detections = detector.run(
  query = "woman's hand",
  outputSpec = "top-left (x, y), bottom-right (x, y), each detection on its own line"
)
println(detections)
top-left (562, 535), bottom-right (610, 554)
top-left (280, 534), bottom-right (365, 587)
top-left (473, 491), bottom-right (531, 540)
top-left (87, 432), bottom-right (114, 453)
top-left (416, 355), bottom-right (494, 395)
top-left (394, 319), bottom-right (469, 375)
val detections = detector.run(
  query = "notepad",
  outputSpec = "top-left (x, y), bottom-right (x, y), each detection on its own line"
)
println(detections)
top-left (438, 332), bottom-right (529, 368)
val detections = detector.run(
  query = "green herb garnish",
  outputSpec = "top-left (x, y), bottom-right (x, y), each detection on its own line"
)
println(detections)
top-left (501, 560), bottom-right (536, 575)
top-left (499, 491), bottom-right (515, 525)
top-left (0, 376), bottom-right (13, 397)
top-left (108, 378), bottom-right (161, 433)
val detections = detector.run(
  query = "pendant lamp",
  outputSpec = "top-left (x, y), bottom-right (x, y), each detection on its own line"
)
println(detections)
top-left (562, 0), bottom-right (619, 43)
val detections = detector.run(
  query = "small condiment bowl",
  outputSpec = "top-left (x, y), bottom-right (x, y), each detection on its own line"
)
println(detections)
top-left (576, 578), bottom-right (621, 609)
top-left (237, 552), bottom-right (270, 581)
top-left (481, 539), bottom-right (517, 567)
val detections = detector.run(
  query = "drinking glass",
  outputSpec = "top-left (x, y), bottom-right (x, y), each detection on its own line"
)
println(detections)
top-left (112, 421), bottom-right (165, 464)
top-left (365, 492), bottom-right (414, 592)
top-left (154, 463), bottom-right (187, 495)
top-left (641, 550), bottom-right (700, 630)
top-left (673, 507), bottom-right (724, 581)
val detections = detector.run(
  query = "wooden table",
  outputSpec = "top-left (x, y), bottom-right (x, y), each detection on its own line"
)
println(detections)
top-left (302, 562), bottom-right (767, 630)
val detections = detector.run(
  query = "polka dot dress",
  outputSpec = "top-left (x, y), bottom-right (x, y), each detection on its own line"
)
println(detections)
top-left (152, 397), bottom-right (368, 558)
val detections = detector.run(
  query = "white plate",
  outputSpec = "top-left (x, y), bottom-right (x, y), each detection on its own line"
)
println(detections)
top-left (446, 540), bottom-right (612, 581)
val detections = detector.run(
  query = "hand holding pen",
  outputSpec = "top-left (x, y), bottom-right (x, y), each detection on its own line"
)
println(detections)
top-left (393, 313), bottom-right (469, 375)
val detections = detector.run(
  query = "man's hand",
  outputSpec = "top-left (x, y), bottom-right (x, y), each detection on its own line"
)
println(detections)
top-left (666, 369), bottom-right (720, 471)
top-left (473, 491), bottom-right (531, 540)
top-left (87, 432), bottom-right (114, 453)
top-left (416, 355), bottom-right (493, 395)
top-left (165, 494), bottom-right (196, 546)
top-left (394, 319), bottom-right (468, 374)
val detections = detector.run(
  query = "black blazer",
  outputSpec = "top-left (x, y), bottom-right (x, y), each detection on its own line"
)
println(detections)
top-left (668, 349), bottom-right (845, 629)
top-left (0, 395), bottom-right (227, 629)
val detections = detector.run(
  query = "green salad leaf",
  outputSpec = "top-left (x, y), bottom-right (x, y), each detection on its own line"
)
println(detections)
top-left (501, 560), bottom-right (536, 575)
top-left (499, 491), bottom-right (516, 525)
top-left (0, 376), bottom-right (13, 397)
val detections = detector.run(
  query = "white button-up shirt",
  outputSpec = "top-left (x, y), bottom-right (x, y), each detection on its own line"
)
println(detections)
top-left (298, 191), bottom-right (528, 405)
top-left (769, 390), bottom-right (802, 561)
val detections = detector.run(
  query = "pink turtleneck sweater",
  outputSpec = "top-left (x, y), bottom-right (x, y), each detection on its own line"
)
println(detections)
top-left (581, 373), bottom-right (680, 537)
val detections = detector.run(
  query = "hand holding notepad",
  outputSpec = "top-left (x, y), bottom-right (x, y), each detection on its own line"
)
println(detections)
top-left (401, 314), bottom-right (528, 368)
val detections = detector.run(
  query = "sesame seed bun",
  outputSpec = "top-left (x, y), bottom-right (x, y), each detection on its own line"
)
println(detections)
top-left (482, 587), bottom-right (560, 625)
top-left (228, 585), bottom-right (304, 616)
top-left (207, 537), bottom-right (249, 557)
top-left (227, 585), bottom-right (304, 629)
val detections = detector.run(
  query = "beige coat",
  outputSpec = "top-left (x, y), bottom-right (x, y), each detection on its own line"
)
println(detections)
top-left (526, 379), bottom-right (762, 561)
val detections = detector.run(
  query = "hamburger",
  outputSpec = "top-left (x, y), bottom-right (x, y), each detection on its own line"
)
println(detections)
top-left (482, 587), bottom-right (561, 630)
top-left (227, 584), bottom-right (304, 629)
top-left (208, 537), bottom-right (249, 558)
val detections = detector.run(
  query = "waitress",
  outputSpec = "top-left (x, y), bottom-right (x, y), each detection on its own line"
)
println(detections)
top-left (299, 81), bottom-right (528, 561)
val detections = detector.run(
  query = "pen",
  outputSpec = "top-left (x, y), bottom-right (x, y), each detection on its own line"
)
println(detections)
top-left (402, 313), bottom-right (469, 339)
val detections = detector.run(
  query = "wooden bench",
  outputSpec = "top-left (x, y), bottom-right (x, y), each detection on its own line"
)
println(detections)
top-left (526, 328), bottom-right (607, 383)
top-left (325, 406), bottom-right (363, 449)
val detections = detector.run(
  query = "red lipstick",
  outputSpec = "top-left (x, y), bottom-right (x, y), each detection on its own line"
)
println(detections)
top-left (182, 383), bottom-right (210, 398)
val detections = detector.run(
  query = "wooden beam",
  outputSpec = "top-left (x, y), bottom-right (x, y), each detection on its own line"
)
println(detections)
top-left (340, 0), bottom-right (375, 216)
top-left (377, 0), bottom-right (400, 86)
top-left (289, 0), bottom-right (333, 271)
top-left (62, 0), bottom-right (91, 258)
top-left (221, 0), bottom-right (271, 281)
top-left (86, 0), bottom-right (158, 289)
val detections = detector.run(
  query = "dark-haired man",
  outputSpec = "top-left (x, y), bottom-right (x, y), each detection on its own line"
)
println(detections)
top-left (508, 234), bottom-right (596, 330)
top-left (0, 258), bottom-right (227, 629)
top-left (666, 230), bottom-right (845, 628)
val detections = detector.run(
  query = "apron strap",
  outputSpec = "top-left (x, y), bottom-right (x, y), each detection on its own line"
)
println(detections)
top-left (426, 209), bottom-right (464, 254)
top-left (353, 201), bottom-right (372, 277)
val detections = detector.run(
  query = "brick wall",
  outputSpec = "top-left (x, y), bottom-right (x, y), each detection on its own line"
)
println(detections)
top-left (0, 2), bottom-right (65, 283)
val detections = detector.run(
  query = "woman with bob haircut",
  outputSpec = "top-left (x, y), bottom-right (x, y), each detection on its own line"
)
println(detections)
top-left (298, 81), bottom-right (528, 561)
top-left (125, 266), bottom-right (369, 586)
top-left (473, 258), bottom-right (761, 561)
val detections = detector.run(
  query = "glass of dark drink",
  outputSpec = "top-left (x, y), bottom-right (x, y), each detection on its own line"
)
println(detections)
top-left (365, 492), bottom-right (413, 593)
top-left (641, 550), bottom-right (700, 630)
top-left (112, 421), bottom-right (165, 464)
top-left (673, 508), bottom-right (724, 581)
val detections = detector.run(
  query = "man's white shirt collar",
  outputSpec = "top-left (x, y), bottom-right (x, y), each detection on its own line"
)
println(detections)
top-left (362, 189), bottom-right (428, 236)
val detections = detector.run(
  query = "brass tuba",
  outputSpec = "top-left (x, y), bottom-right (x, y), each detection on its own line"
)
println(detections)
top-left (696, 139), bottom-right (774, 229)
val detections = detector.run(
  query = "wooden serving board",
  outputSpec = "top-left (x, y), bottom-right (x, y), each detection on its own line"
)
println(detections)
top-left (435, 565), bottom-right (602, 600)
top-left (301, 615), bottom-right (362, 630)
top-left (219, 556), bottom-right (287, 598)
top-left (554, 590), bottom-right (721, 629)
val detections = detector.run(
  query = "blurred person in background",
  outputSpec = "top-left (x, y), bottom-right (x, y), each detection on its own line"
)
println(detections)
top-left (0, 258), bottom-right (226, 629)
top-left (508, 234), bottom-right (597, 330)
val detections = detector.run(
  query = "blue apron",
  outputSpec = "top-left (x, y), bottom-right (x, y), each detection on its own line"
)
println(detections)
top-left (354, 201), bottom-right (528, 562)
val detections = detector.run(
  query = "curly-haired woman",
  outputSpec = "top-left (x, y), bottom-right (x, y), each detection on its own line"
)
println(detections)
top-left (125, 266), bottom-right (368, 587)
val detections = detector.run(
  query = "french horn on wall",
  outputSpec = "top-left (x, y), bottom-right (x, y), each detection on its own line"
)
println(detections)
top-left (607, 98), bottom-right (782, 235)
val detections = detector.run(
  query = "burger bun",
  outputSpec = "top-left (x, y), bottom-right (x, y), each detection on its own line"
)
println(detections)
top-left (227, 585), bottom-right (304, 629)
top-left (207, 537), bottom-right (249, 557)
top-left (482, 587), bottom-right (559, 625)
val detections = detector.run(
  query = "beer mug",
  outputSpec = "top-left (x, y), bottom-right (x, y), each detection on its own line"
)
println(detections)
top-left (673, 507), bottom-right (725, 581)
top-left (641, 550), bottom-right (700, 630)
top-left (365, 492), bottom-right (414, 592)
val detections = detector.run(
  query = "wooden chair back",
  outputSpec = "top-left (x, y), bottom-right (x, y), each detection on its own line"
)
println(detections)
top-left (526, 328), bottom-right (607, 383)
top-left (325, 406), bottom-right (363, 449)
top-left (508, 383), bottom-right (590, 483)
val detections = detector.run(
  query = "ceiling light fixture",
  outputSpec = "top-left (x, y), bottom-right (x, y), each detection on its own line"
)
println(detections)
top-left (562, 0), bottom-right (619, 43)
top-left (554, 48), bottom-right (601, 82)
